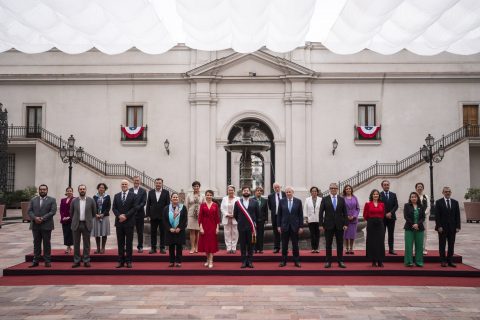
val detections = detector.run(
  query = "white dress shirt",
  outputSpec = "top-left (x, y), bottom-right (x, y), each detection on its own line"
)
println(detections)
top-left (155, 189), bottom-right (162, 202)
top-left (79, 197), bottom-right (86, 221)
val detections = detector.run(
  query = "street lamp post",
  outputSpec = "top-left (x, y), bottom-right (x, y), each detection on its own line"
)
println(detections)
top-left (59, 135), bottom-right (84, 187)
top-left (420, 134), bottom-right (445, 221)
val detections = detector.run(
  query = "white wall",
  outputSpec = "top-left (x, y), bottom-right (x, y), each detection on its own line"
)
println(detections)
top-left (470, 146), bottom-right (480, 188)
top-left (8, 145), bottom-right (36, 190)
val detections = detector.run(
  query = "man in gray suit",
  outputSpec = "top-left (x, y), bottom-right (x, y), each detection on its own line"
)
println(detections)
top-left (70, 184), bottom-right (97, 268)
top-left (28, 184), bottom-right (57, 268)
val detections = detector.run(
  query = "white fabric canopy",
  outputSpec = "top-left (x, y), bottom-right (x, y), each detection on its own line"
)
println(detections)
top-left (0, 0), bottom-right (479, 55)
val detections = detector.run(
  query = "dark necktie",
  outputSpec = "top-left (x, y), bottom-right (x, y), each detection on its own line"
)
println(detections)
top-left (447, 199), bottom-right (451, 210)
top-left (386, 192), bottom-right (389, 200)
top-left (122, 192), bottom-right (126, 203)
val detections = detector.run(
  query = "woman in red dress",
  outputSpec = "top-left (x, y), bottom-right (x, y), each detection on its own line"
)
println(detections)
top-left (198, 190), bottom-right (220, 268)
top-left (363, 189), bottom-right (386, 267)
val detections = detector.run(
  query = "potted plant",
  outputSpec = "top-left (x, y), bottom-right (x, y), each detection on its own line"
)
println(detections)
top-left (464, 187), bottom-right (480, 223)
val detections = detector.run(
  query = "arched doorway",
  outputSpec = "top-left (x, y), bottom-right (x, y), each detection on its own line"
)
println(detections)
top-left (226, 118), bottom-right (275, 192)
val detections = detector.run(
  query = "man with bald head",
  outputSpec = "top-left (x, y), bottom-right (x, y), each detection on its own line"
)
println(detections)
top-left (268, 182), bottom-right (286, 253)
top-left (112, 180), bottom-right (138, 268)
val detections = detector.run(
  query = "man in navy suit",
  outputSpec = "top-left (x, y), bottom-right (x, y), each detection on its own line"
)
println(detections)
top-left (268, 182), bottom-right (286, 253)
top-left (380, 180), bottom-right (399, 255)
top-left (112, 180), bottom-right (138, 268)
top-left (130, 176), bottom-right (147, 253)
top-left (146, 178), bottom-right (170, 254)
top-left (435, 186), bottom-right (461, 267)
top-left (277, 186), bottom-right (304, 268)
top-left (320, 183), bottom-right (348, 268)
top-left (234, 186), bottom-right (259, 268)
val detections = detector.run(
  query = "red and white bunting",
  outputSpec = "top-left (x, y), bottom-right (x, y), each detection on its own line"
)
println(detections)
top-left (121, 126), bottom-right (144, 139)
top-left (357, 125), bottom-right (381, 138)
top-left (236, 200), bottom-right (256, 235)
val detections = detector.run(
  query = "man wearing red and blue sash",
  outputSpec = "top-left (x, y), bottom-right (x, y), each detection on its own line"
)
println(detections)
top-left (234, 186), bottom-right (259, 268)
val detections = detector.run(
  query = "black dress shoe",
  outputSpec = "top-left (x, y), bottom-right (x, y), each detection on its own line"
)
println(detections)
top-left (279, 261), bottom-right (287, 267)
top-left (168, 263), bottom-right (175, 267)
top-left (29, 262), bottom-right (39, 268)
top-left (241, 263), bottom-right (247, 269)
top-left (138, 248), bottom-right (143, 253)
top-left (84, 262), bottom-right (91, 268)
top-left (389, 250), bottom-right (397, 255)
top-left (273, 249), bottom-right (280, 254)
top-left (116, 263), bottom-right (124, 268)
top-left (324, 262), bottom-right (331, 268)
top-left (160, 249), bottom-right (167, 254)
top-left (294, 262), bottom-right (301, 268)
top-left (248, 263), bottom-right (254, 268)
top-left (44, 262), bottom-right (51, 268)
top-left (338, 262), bottom-right (346, 268)
top-left (372, 262), bottom-right (377, 267)
top-left (448, 262), bottom-right (457, 268)
top-left (441, 262), bottom-right (447, 267)
top-left (149, 249), bottom-right (156, 254)
top-left (377, 262), bottom-right (384, 268)
top-left (126, 262), bottom-right (132, 268)
top-left (259, 251), bottom-right (264, 254)
top-left (72, 263), bottom-right (81, 268)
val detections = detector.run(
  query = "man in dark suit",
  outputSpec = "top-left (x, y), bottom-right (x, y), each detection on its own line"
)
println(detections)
top-left (435, 186), bottom-right (461, 267)
top-left (70, 184), bottom-right (97, 268)
top-left (234, 186), bottom-right (259, 268)
top-left (146, 177), bottom-right (170, 254)
top-left (27, 184), bottom-right (57, 268)
top-left (380, 180), bottom-right (399, 255)
top-left (112, 180), bottom-right (138, 268)
top-left (277, 186), bottom-right (304, 268)
top-left (130, 176), bottom-right (147, 253)
top-left (267, 182), bottom-right (286, 253)
top-left (319, 183), bottom-right (348, 268)
top-left (254, 186), bottom-right (268, 254)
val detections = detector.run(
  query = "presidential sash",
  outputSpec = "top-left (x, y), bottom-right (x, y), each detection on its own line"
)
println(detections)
top-left (236, 200), bottom-right (256, 244)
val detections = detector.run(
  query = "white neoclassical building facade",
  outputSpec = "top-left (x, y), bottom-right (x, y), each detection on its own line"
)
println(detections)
top-left (1, 43), bottom-right (480, 206)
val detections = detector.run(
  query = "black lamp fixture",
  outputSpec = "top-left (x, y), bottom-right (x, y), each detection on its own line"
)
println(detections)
top-left (59, 134), bottom-right (84, 187)
top-left (164, 139), bottom-right (170, 155)
top-left (332, 139), bottom-right (338, 155)
top-left (420, 133), bottom-right (445, 221)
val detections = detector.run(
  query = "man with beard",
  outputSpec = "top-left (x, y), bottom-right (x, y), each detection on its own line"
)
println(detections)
top-left (234, 186), bottom-right (259, 268)
top-left (70, 184), bottom-right (97, 268)
top-left (28, 184), bottom-right (57, 268)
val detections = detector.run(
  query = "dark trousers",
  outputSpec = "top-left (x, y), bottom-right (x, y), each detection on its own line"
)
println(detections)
top-left (438, 229), bottom-right (456, 263)
top-left (308, 222), bottom-right (320, 250)
top-left (150, 219), bottom-right (165, 250)
top-left (384, 218), bottom-right (396, 251)
top-left (73, 221), bottom-right (91, 264)
top-left (116, 225), bottom-right (134, 263)
top-left (281, 227), bottom-right (300, 263)
top-left (271, 213), bottom-right (281, 250)
top-left (255, 222), bottom-right (265, 252)
top-left (62, 222), bottom-right (73, 246)
top-left (325, 227), bottom-right (344, 263)
top-left (135, 217), bottom-right (144, 249)
top-left (169, 244), bottom-right (183, 263)
top-left (32, 228), bottom-right (52, 263)
top-left (238, 228), bottom-right (254, 264)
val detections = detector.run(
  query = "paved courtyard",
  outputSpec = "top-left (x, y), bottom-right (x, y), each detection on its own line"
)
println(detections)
top-left (0, 208), bottom-right (479, 319)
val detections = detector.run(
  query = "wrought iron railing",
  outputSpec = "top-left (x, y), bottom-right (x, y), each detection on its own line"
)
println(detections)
top-left (323, 124), bottom-right (479, 196)
top-left (8, 125), bottom-right (175, 193)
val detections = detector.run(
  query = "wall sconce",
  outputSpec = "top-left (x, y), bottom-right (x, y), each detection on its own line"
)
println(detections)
top-left (332, 139), bottom-right (338, 155)
top-left (164, 139), bottom-right (170, 155)
top-left (249, 72), bottom-right (256, 77)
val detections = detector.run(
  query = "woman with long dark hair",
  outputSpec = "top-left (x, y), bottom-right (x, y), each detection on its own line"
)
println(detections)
top-left (363, 189), bottom-right (385, 267)
top-left (404, 191), bottom-right (426, 267)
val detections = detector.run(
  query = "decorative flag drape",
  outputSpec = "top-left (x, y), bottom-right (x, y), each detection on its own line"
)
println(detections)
top-left (121, 126), bottom-right (145, 139)
top-left (357, 126), bottom-right (381, 139)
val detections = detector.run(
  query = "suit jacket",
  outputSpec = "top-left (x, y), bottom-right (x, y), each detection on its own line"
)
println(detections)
top-left (112, 191), bottom-right (138, 227)
top-left (435, 198), bottom-right (461, 232)
top-left (70, 197), bottom-right (97, 232)
top-left (403, 203), bottom-right (426, 231)
top-left (277, 197), bottom-right (304, 232)
top-left (146, 189), bottom-right (170, 220)
top-left (162, 205), bottom-right (188, 245)
top-left (93, 194), bottom-right (111, 216)
top-left (267, 191), bottom-right (286, 224)
top-left (380, 191), bottom-right (399, 220)
top-left (130, 187), bottom-right (147, 219)
top-left (253, 196), bottom-right (268, 224)
top-left (319, 195), bottom-right (348, 230)
top-left (234, 198), bottom-right (259, 232)
top-left (28, 196), bottom-right (57, 231)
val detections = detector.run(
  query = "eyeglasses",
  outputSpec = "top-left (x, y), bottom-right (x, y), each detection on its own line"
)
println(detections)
top-left (330, 187), bottom-right (338, 190)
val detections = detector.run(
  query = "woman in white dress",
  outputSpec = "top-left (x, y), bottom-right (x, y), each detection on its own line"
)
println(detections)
top-left (220, 185), bottom-right (239, 253)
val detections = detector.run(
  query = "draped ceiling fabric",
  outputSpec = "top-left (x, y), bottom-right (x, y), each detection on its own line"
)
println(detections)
top-left (0, 0), bottom-right (479, 55)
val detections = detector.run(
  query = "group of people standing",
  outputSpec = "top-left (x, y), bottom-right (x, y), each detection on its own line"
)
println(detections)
top-left (26, 177), bottom-right (461, 270)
